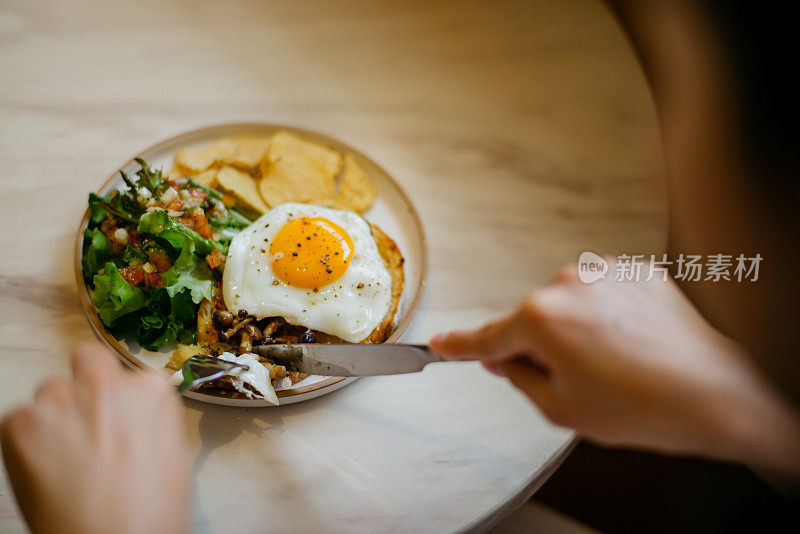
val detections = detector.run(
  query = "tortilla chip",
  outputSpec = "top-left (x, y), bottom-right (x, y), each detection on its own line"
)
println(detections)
top-left (216, 166), bottom-right (269, 213)
top-left (335, 153), bottom-right (376, 213)
top-left (175, 145), bottom-right (222, 173)
top-left (164, 167), bottom-right (185, 180)
top-left (268, 131), bottom-right (342, 174)
top-left (216, 136), bottom-right (272, 170)
top-left (191, 169), bottom-right (219, 187)
top-left (258, 131), bottom-right (342, 206)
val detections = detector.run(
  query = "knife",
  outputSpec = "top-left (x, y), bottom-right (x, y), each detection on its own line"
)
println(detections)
top-left (251, 343), bottom-right (443, 376)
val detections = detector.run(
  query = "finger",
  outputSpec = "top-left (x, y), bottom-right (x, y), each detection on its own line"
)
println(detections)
top-left (551, 264), bottom-right (579, 285)
top-left (34, 378), bottom-right (72, 407)
top-left (482, 360), bottom-right (506, 377)
top-left (71, 342), bottom-right (121, 379)
top-left (430, 312), bottom-right (527, 361)
top-left (0, 406), bottom-right (32, 448)
top-left (499, 359), bottom-right (554, 412)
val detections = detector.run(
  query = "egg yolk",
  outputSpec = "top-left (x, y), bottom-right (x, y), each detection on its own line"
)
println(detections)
top-left (270, 217), bottom-right (355, 289)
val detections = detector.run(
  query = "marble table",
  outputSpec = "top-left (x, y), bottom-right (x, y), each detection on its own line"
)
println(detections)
top-left (0, 0), bottom-right (665, 531)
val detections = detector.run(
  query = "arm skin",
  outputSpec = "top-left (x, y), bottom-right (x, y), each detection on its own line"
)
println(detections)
top-left (604, 0), bottom-right (800, 406)
top-left (0, 343), bottom-right (191, 534)
top-left (434, 0), bottom-right (800, 483)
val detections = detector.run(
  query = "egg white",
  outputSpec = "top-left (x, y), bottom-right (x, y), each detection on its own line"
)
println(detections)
top-left (222, 203), bottom-right (392, 343)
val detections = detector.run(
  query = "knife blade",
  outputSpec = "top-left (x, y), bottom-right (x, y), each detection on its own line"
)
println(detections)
top-left (250, 343), bottom-right (442, 376)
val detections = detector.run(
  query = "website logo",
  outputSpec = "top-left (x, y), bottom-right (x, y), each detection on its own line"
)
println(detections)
top-left (578, 252), bottom-right (608, 283)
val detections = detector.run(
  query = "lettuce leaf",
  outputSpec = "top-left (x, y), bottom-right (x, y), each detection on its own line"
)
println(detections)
top-left (138, 210), bottom-right (222, 256)
top-left (88, 193), bottom-right (109, 224)
top-left (91, 262), bottom-right (147, 325)
top-left (136, 288), bottom-right (198, 350)
top-left (82, 161), bottom-right (244, 352)
top-left (98, 285), bottom-right (199, 351)
top-left (82, 228), bottom-right (114, 275)
top-left (123, 245), bottom-right (148, 264)
top-left (162, 243), bottom-right (215, 304)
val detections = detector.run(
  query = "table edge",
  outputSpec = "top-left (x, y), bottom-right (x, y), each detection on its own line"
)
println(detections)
top-left (456, 433), bottom-right (579, 534)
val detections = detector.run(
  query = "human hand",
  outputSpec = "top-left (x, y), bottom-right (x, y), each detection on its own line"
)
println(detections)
top-left (0, 343), bottom-right (191, 534)
top-left (430, 266), bottom-right (800, 476)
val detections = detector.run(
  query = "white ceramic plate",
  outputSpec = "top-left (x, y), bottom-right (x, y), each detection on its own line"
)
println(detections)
top-left (75, 123), bottom-right (427, 406)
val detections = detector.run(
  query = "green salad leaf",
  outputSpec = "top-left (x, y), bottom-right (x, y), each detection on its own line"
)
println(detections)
top-left (130, 289), bottom-right (196, 351)
top-left (208, 208), bottom-right (253, 231)
top-left (82, 228), bottom-right (114, 275)
top-left (122, 245), bottom-right (148, 264)
top-left (88, 193), bottom-right (110, 224)
top-left (88, 190), bottom-right (144, 224)
top-left (162, 242), bottom-right (216, 304)
top-left (82, 159), bottom-right (251, 351)
top-left (138, 210), bottom-right (223, 256)
top-left (132, 158), bottom-right (170, 198)
top-left (91, 262), bottom-right (147, 325)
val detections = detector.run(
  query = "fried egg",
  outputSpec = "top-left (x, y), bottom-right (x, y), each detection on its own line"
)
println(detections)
top-left (222, 203), bottom-right (392, 342)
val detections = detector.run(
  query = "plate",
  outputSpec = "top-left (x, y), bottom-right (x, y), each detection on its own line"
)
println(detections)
top-left (74, 123), bottom-right (427, 406)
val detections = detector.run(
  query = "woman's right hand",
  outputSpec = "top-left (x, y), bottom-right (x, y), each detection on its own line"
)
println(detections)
top-left (431, 266), bottom-right (800, 477)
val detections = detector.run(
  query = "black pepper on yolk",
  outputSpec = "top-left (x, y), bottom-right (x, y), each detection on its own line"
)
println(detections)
top-left (270, 217), bottom-right (354, 289)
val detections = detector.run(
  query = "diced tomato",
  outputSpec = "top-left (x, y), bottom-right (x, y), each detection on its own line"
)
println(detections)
top-left (191, 208), bottom-right (213, 238)
top-left (148, 252), bottom-right (172, 272)
top-left (206, 249), bottom-right (224, 269)
top-left (178, 208), bottom-right (213, 237)
top-left (147, 273), bottom-right (165, 288)
top-left (128, 229), bottom-right (141, 247)
top-left (112, 241), bottom-right (125, 254)
top-left (120, 266), bottom-right (144, 285)
top-left (179, 215), bottom-right (194, 231)
top-left (102, 226), bottom-right (117, 243)
top-left (100, 218), bottom-right (117, 233)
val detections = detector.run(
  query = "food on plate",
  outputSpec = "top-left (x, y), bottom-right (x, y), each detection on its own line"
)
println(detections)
top-left (174, 204), bottom-right (405, 399)
top-left (82, 130), bottom-right (402, 403)
top-left (223, 203), bottom-right (391, 343)
top-left (167, 130), bottom-right (375, 214)
top-left (257, 131), bottom-right (343, 207)
top-left (169, 352), bottom-right (285, 404)
top-left (216, 136), bottom-right (273, 170)
top-left (216, 166), bottom-right (269, 214)
top-left (191, 169), bottom-right (219, 187)
top-left (174, 135), bottom-right (271, 174)
top-left (333, 152), bottom-right (377, 213)
top-left (81, 159), bottom-right (253, 351)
